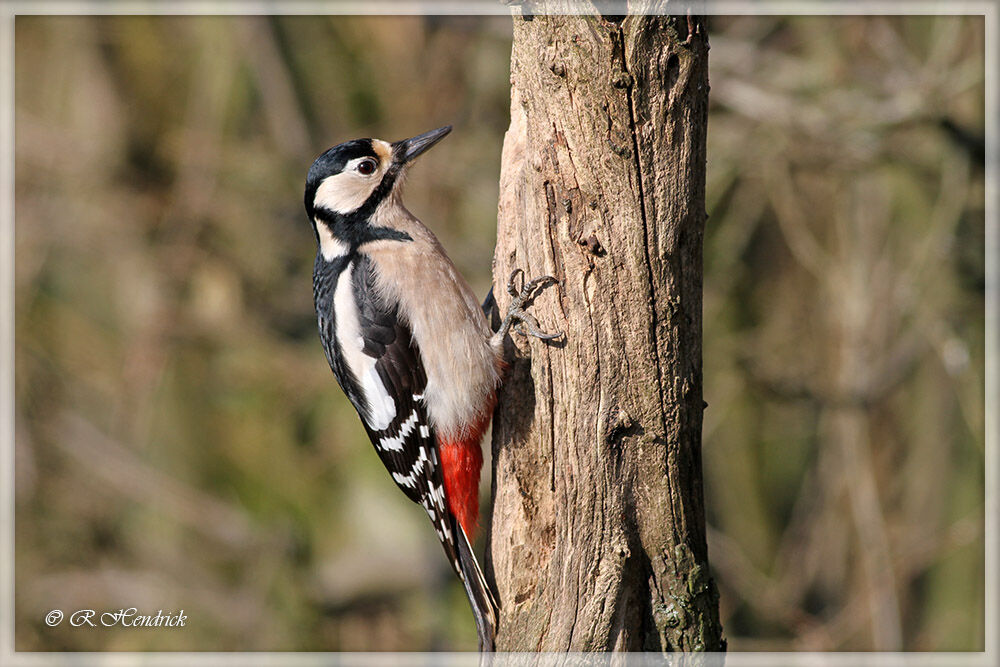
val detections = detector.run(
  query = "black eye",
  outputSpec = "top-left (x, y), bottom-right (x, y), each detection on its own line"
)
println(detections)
top-left (357, 159), bottom-right (377, 175)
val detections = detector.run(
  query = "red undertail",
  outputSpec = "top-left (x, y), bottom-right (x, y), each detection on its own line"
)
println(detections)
top-left (438, 407), bottom-right (493, 538)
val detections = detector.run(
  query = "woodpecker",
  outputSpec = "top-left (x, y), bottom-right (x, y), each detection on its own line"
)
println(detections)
top-left (304, 125), bottom-right (558, 651)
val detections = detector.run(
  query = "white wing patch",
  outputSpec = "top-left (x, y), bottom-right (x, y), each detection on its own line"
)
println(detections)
top-left (421, 480), bottom-right (451, 543)
top-left (334, 261), bottom-right (396, 430)
top-left (392, 446), bottom-right (429, 489)
top-left (378, 410), bottom-right (420, 452)
top-left (428, 482), bottom-right (446, 512)
top-left (362, 366), bottom-right (396, 431)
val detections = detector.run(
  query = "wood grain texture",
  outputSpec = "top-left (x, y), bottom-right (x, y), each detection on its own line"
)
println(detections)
top-left (488, 7), bottom-right (724, 651)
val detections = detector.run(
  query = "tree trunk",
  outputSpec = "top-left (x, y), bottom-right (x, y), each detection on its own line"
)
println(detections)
top-left (488, 8), bottom-right (724, 652)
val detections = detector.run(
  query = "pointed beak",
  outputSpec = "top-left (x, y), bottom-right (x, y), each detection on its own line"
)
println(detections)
top-left (392, 125), bottom-right (452, 164)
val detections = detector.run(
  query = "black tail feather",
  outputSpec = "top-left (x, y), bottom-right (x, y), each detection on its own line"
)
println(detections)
top-left (455, 521), bottom-right (498, 652)
top-left (481, 286), bottom-right (498, 329)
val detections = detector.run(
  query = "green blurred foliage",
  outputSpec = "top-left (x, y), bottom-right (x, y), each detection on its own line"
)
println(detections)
top-left (13, 14), bottom-right (984, 651)
top-left (703, 15), bottom-right (984, 651)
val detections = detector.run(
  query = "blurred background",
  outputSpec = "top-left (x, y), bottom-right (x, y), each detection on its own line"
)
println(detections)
top-left (13, 15), bottom-right (984, 651)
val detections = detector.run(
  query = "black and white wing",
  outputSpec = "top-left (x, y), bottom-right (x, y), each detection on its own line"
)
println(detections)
top-left (314, 251), bottom-right (497, 650)
top-left (350, 256), bottom-right (460, 556)
top-left (317, 253), bottom-right (458, 566)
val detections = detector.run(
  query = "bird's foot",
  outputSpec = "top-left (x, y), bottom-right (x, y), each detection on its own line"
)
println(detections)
top-left (491, 269), bottom-right (562, 346)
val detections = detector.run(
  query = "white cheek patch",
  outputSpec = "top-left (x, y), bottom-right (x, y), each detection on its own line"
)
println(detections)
top-left (334, 261), bottom-right (396, 430)
top-left (316, 223), bottom-right (348, 260)
top-left (314, 169), bottom-right (378, 214)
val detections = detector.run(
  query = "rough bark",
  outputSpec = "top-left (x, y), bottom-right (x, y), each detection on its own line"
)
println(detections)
top-left (488, 8), bottom-right (724, 652)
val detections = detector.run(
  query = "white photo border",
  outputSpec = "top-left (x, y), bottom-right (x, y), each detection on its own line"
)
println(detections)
top-left (0, 1), bottom-right (994, 665)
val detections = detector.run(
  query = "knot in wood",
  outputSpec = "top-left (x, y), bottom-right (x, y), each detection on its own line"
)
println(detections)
top-left (612, 72), bottom-right (633, 89)
top-left (604, 408), bottom-right (635, 445)
top-left (578, 234), bottom-right (605, 257)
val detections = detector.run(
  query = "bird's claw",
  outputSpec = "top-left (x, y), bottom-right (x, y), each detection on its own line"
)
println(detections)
top-left (514, 311), bottom-right (562, 340)
top-left (506, 268), bottom-right (558, 302)
top-left (496, 269), bottom-right (563, 342)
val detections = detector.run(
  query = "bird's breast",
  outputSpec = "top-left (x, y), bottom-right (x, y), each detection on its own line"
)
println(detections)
top-left (363, 230), bottom-right (501, 439)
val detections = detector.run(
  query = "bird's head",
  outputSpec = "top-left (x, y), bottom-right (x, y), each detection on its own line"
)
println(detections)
top-left (304, 125), bottom-right (451, 225)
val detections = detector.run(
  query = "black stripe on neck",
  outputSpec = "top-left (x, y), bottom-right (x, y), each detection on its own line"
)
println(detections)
top-left (313, 163), bottom-right (412, 253)
top-left (313, 213), bottom-right (412, 253)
